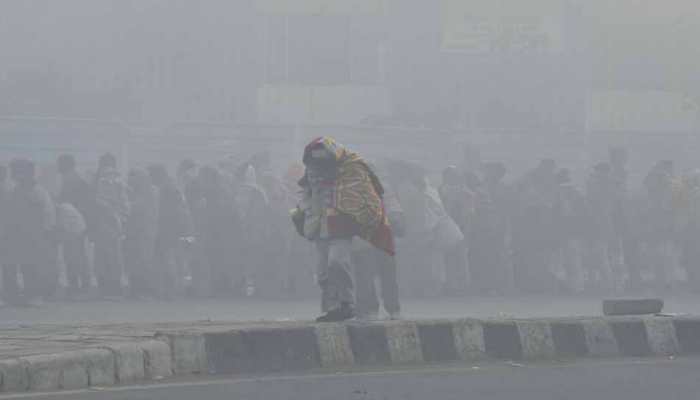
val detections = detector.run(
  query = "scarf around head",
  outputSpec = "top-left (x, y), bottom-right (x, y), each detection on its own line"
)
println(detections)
top-left (301, 137), bottom-right (394, 255)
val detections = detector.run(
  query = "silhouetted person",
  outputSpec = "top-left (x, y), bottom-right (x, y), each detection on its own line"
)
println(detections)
top-left (643, 160), bottom-right (677, 291)
top-left (4, 159), bottom-right (56, 305)
top-left (92, 153), bottom-right (129, 298)
top-left (512, 160), bottom-right (559, 293)
top-left (56, 154), bottom-right (91, 295)
top-left (177, 159), bottom-right (199, 213)
top-left (149, 164), bottom-right (193, 299)
top-left (197, 166), bottom-right (239, 296)
top-left (552, 168), bottom-right (586, 293)
top-left (584, 162), bottom-right (622, 292)
top-left (471, 163), bottom-right (511, 295)
top-left (235, 165), bottom-right (270, 297)
top-left (124, 168), bottom-right (159, 299)
top-left (438, 166), bottom-right (471, 295)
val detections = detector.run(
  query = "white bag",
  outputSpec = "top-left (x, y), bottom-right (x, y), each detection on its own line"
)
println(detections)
top-left (431, 216), bottom-right (464, 251)
top-left (57, 203), bottom-right (87, 235)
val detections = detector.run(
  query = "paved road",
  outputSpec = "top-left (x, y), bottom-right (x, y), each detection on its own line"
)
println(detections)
top-left (1, 294), bottom-right (699, 327)
top-left (2, 358), bottom-right (698, 400)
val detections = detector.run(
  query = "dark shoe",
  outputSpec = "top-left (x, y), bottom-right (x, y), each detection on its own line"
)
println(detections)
top-left (316, 303), bottom-right (355, 323)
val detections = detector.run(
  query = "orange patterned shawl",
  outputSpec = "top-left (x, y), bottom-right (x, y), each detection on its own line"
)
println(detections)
top-left (303, 137), bottom-right (395, 255)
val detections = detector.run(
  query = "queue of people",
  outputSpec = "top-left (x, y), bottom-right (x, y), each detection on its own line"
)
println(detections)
top-left (0, 142), bottom-right (698, 318)
top-left (404, 147), bottom-right (700, 299)
top-left (0, 152), bottom-right (315, 306)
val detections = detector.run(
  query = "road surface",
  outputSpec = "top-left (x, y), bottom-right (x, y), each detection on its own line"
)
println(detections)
top-left (1, 294), bottom-right (699, 327)
top-left (1, 358), bottom-right (698, 400)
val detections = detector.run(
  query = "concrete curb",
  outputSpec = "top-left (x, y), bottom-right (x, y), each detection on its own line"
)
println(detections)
top-left (2, 316), bottom-right (699, 393)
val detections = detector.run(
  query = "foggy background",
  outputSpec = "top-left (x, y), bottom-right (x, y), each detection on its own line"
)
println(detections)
top-left (1, 0), bottom-right (699, 181)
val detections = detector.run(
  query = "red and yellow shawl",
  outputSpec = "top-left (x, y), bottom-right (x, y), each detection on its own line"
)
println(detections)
top-left (302, 137), bottom-right (395, 255)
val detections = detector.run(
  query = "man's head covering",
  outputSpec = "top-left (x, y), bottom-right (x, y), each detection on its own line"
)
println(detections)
top-left (302, 137), bottom-right (344, 168)
top-left (301, 136), bottom-right (394, 255)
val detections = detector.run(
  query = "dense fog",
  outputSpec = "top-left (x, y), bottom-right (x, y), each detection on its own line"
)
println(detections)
top-left (0, 1), bottom-right (699, 320)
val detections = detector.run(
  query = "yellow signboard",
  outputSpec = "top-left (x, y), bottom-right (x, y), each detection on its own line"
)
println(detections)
top-left (256, 0), bottom-right (384, 16)
top-left (442, 0), bottom-right (564, 53)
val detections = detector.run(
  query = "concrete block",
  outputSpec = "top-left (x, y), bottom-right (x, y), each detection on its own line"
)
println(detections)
top-left (23, 355), bottom-right (61, 392)
top-left (417, 322), bottom-right (458, 363)
top-left (61, 362), bottom-right (89, 390)
top-left (81, 349), bottom-right (115, 387)
top-left (452, 319), bottom-right (486, 361)
top-left (23, 353), bottom-right (88, 391)
top-left (347, 324), bottom-right (391, 366)
top-left (158, 333), bottom-right (208, 375)
top-left (205, 327), bottom-right (320, 374)
top-left (582, 319), bottom-right (619, 357)
top-left (203, 331), bottom-right (246, 374)
top-left (385, 322), bottom-right (423, 365)
top-left (673, 318), bottom-right (700, 354)
top-left (0, 359), bottom-right (28, 392)
top-left (609, 320), bottom-right (651, 357)
top-left (603, 299), bottom-right (663, 316)
top-left (140, 340), bottom-right (173, 380)
top-left (104, 343), bottom-right (145, 384)
top-left (315, 324), bottom-right (354, 368)
top-left (644, 318), bottom-right (679, 356)
top-left (550, 322), bottom-right (588, 357)
top-left (517, 321), bottom-right (556, 360)
top-left (483, 322), bottom-right (523, 360)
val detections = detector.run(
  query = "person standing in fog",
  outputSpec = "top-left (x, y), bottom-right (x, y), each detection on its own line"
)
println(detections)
top-left (149, 164), bottom-right (193, 299)
top-left (56, 155), bottom-right (92, 297)
top-left (552, 168), bottom-right (586, 293)
top-left (584, 162), bottom-right (621, 292)
top-left (177, 159), bottom-right (200, 217)
top-left (234, 165), bottom-right (270, 297)
top-left (3, 159), bottom-right (56, 306)
top-left (281, 163), bottom-right (315, 298)
top-left (396, 171), bottom-right (456, 298)
top-left (608, 147), bottom-right (642, 290)
top-left (438, 166), bottom-right (472, 295)
top-left (124, 168), bottom-right (159, 299)
top-left (643, 161), bottom-right (677, 291)
top-left (471, 163), bottom-right (511, 295)
top-left (92, 153), bottom-right (129, 298)
top-left (197, 166), bottom-right (239, 296)
top-left (292, 137), bottom-right (394, 322)
top-left (512, 160), bottom-right (559, 293)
